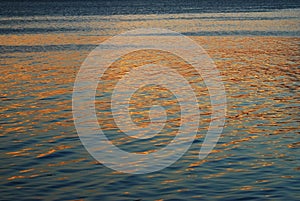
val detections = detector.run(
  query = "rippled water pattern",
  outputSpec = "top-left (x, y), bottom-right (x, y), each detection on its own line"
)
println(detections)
top-left (1, 9), bottom-right (300, 36)
top-left (1, 1), bottom-right (300, 200)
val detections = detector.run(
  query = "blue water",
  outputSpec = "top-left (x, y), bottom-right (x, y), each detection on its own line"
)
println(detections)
top-left (0, 1), bottom-right (300, 200)
top-left (0, 0), bottom-right (300, 36)
top-left (1, 0), bottom-right (300, 16)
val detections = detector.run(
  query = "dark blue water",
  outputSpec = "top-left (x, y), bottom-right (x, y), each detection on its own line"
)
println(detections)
top-left (1, 0), bottom-right (300, 17)
top-left (1, 0), bottom-right (300, 36)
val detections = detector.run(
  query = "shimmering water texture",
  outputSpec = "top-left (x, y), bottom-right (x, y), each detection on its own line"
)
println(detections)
top-left (1, 2), bottom-right (300, 200)
top-left (1, 9), bottom-right (299, 36)
top-left (1, 32), bottom-right (299, 200)
top-left (73, 28), bottom-right (226, 174)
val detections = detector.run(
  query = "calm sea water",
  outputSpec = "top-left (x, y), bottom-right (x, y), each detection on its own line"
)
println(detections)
top-left (1, 1), bottom-right (300, 200)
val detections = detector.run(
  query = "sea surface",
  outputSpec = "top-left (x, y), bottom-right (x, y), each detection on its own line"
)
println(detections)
top-left (1, 1), bottom-right (300, 200)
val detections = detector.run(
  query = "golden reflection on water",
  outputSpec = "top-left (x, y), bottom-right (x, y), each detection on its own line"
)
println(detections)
top-left (95, 49), bottom-right (210, 152)
top-left (1, 34), bottom-right (299, 197)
